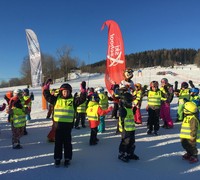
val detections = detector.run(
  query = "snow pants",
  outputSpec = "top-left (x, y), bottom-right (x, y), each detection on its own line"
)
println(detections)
top-left (160, 102), bottom-right (173, 127)
top-left (119, 130), bottom-right (135, 156)
top-left (90, 127), bottom-right (98, 144)
top-left (147, 107), bottom-right (160, 132)
top-left (112, 102), bottom-right (119, 119)
top-left (177, 103), bottom-right (184, 121)
top-left (181, 138), bottom-right (198, 157)
top-left (98, 115), bottom-right (105, 132)
top-left (11, 124), bottom-right (24, 145)
top-left (134, 107), bottom-right (142, 124)
top-left (74, 112), bottom-right (86, 128)
top-left (54, 122), bottom-right (73, 160)
top-left (47, 119), bottom-right (56, 142)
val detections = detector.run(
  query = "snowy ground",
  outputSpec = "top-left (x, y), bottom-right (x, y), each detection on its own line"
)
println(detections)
top-left (0, 65), bottom-right (200, 180)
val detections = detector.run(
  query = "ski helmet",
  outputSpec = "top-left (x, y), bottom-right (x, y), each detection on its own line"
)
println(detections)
top-left (120, 92), bottom-right (133, 108)
top-left (135, 83), bottom-right (142, 90)
top-left (161, 78), bottom-right (168, 84)
top-left (190, 87), bottom-right (199, 95)
top-left (184, 102), bottom-right (197, 114)
top-left (90, 93), bottom-right (100, 103)
top-left (23, 88), bottom-right (29, 95)
top-left (150, 81), bottom-right (159, 88)
top-left (95, 86), bottom-right (104, 93)
top-left (181, 82), bottom-right (188, 89)
top-left (13, 89), bottom-right (23, 95)
top-left (88, 87), bottom-right (94, 93)
top-left (60, 83), bottom-right (72, 93)
top-left (6, 91), bottom-right (13, 99)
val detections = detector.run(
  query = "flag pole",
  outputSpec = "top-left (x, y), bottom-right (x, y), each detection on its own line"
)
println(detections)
top-left (87, 52), bottom-right (91, 88)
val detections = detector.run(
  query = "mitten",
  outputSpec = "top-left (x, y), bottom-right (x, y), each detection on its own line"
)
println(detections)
top-left (164, 85), bottom-right (169, 93)
top-left (188, 80), bottom-right (195, 88)
top-left (30, 92), bottom-right (34, 100)
top-left (174, 81), bottom-right (178, 92)
top-left (43, 78), bottom-right (52, 90)
top-left (108, 106), bottom-right (113, 112)
top-left (80, 81), bottom-right (86, 93)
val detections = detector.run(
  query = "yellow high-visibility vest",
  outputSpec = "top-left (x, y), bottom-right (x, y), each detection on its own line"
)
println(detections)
top-left (119, 107), bottom-right (135, 132)
top-left (54, 97), bottom-right (74, 123)
top-left (148, 90), bottom-right (161, 106)
top-left (180, 115), bottom-right (200, 143)
top-left (12, 108), bottom-right (26, 128)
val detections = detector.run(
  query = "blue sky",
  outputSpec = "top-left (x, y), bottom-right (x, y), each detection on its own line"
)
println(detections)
top-left (0, 0), bottom-right (200, 81)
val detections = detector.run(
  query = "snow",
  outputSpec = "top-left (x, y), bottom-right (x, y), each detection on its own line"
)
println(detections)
top-left (0, 65), bottom-right (200, 180)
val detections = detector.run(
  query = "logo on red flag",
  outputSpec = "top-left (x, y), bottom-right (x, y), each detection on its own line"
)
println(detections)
top-left (101, 20), bottom-right (126, 94)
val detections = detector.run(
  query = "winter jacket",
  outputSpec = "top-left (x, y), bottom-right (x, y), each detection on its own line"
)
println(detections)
top-left (180, 114), bottom-right (200, 142)
top-left (86, 101), bottom-right (111, 128)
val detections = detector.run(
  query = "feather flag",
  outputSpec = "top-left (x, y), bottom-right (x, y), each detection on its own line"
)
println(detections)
top-left (101, 20), bottom-right (126, 94)
top-left (25, 29), bottom-right (42, 87)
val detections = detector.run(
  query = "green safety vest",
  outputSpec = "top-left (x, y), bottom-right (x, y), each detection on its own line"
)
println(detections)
top-left (133, 90), bottom-right (142, 104)
top-left (53, 97), bottom-right (75, 123)
top-left (12, 108), bottom-right (26, 128)
top-left (179, 89), bottom-right (190, 101)
top-left (23, 95), bottom-right (31, 107)
top-left (98, 93), bottom-right (108, 110)
top-left (119, 107), bottom-right (135, 132)
top-left (180, 115), bottom-right (200, 143)
top-left (77, 101), bottom-right (86, 113)
top-left (148, 90), bottom-right (161, 106)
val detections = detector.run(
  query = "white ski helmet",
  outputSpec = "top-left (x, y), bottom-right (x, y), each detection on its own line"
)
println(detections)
top-left (95, 86), bottom-right (104, 93)
top-left (13, 89), bottom-right (23, 95)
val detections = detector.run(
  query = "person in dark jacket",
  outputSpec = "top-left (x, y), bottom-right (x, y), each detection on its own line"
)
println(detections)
top-left (43, 79), bottom-right (87, 167)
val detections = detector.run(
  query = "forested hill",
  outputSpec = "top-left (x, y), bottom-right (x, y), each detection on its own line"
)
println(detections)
top-left (82, 48), bottom-right (200, 73)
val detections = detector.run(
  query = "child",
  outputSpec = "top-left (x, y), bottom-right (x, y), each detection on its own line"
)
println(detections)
top-left (0, 103), bottom-right (6, 134)
top-left (132, 83), bottom-right (143, 124)
top-left (4, 91), bottom-right (13, 122)
top-left (0, 103), bottom-right (6, 111)
top-left (74, 81), bottom-right (87, 129)
top-left (23, 88), bottom-right (34, 121)
top-left (8, 89), bottom-right (27, 149)
top-left (189, 87), bottom-right (200, 119)
top-left (86, 93), bottom-right (112, 145)
top-left (118, 92), bottom-right (139, 162)
top-left (43, 79), bottom-right (87, 167)
top-left (160, 78), bottom-right (174, 129)
top-left (46, 89), bottom-right (59, 142)
top-left (95, 86), bottom-right (109, 133)
top-left (180, 102), bottom-right (200, 163)
top-left (146, 81), bottom-right (163, 135)
top-left (174, 81), bottom-right (190, 122)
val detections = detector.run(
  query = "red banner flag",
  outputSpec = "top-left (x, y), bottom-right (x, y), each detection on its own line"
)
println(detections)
top-left (101, 20), bottom-right (126, 94)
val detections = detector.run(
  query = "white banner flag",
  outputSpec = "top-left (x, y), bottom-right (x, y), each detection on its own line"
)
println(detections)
top-left (25, 29), bottom-right (42, 87)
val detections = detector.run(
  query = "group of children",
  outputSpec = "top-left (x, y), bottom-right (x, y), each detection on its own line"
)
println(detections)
top-left (0, 76), bottom-right (199, 166)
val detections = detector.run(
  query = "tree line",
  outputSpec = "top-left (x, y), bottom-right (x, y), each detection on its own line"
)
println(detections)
top-left (0, 48), bottom-right (200, 88)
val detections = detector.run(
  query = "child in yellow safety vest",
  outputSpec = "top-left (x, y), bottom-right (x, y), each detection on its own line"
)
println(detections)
top-left (74, 82), bottom-right (87, 129)
top-left (22, 88), bottom-right (34, 135)
top-left (180, 102), bottom-right (200, 163)
top-left (8, 89), bottom-right (28, 149)
top-left (43, 79), bottom-right (87, 167)
top-left (95, 86), bottom-right (109, 133)
top-left (132, 83), bottom-right (143, 124)
top-left (118, 92), bottom-right (139, 162)
top-left (86, 93), bottom-right (112, 145)
top-left (146, 81), bottom-right (168, 136)
top-left (174, 81), bottom-right (190, 122)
